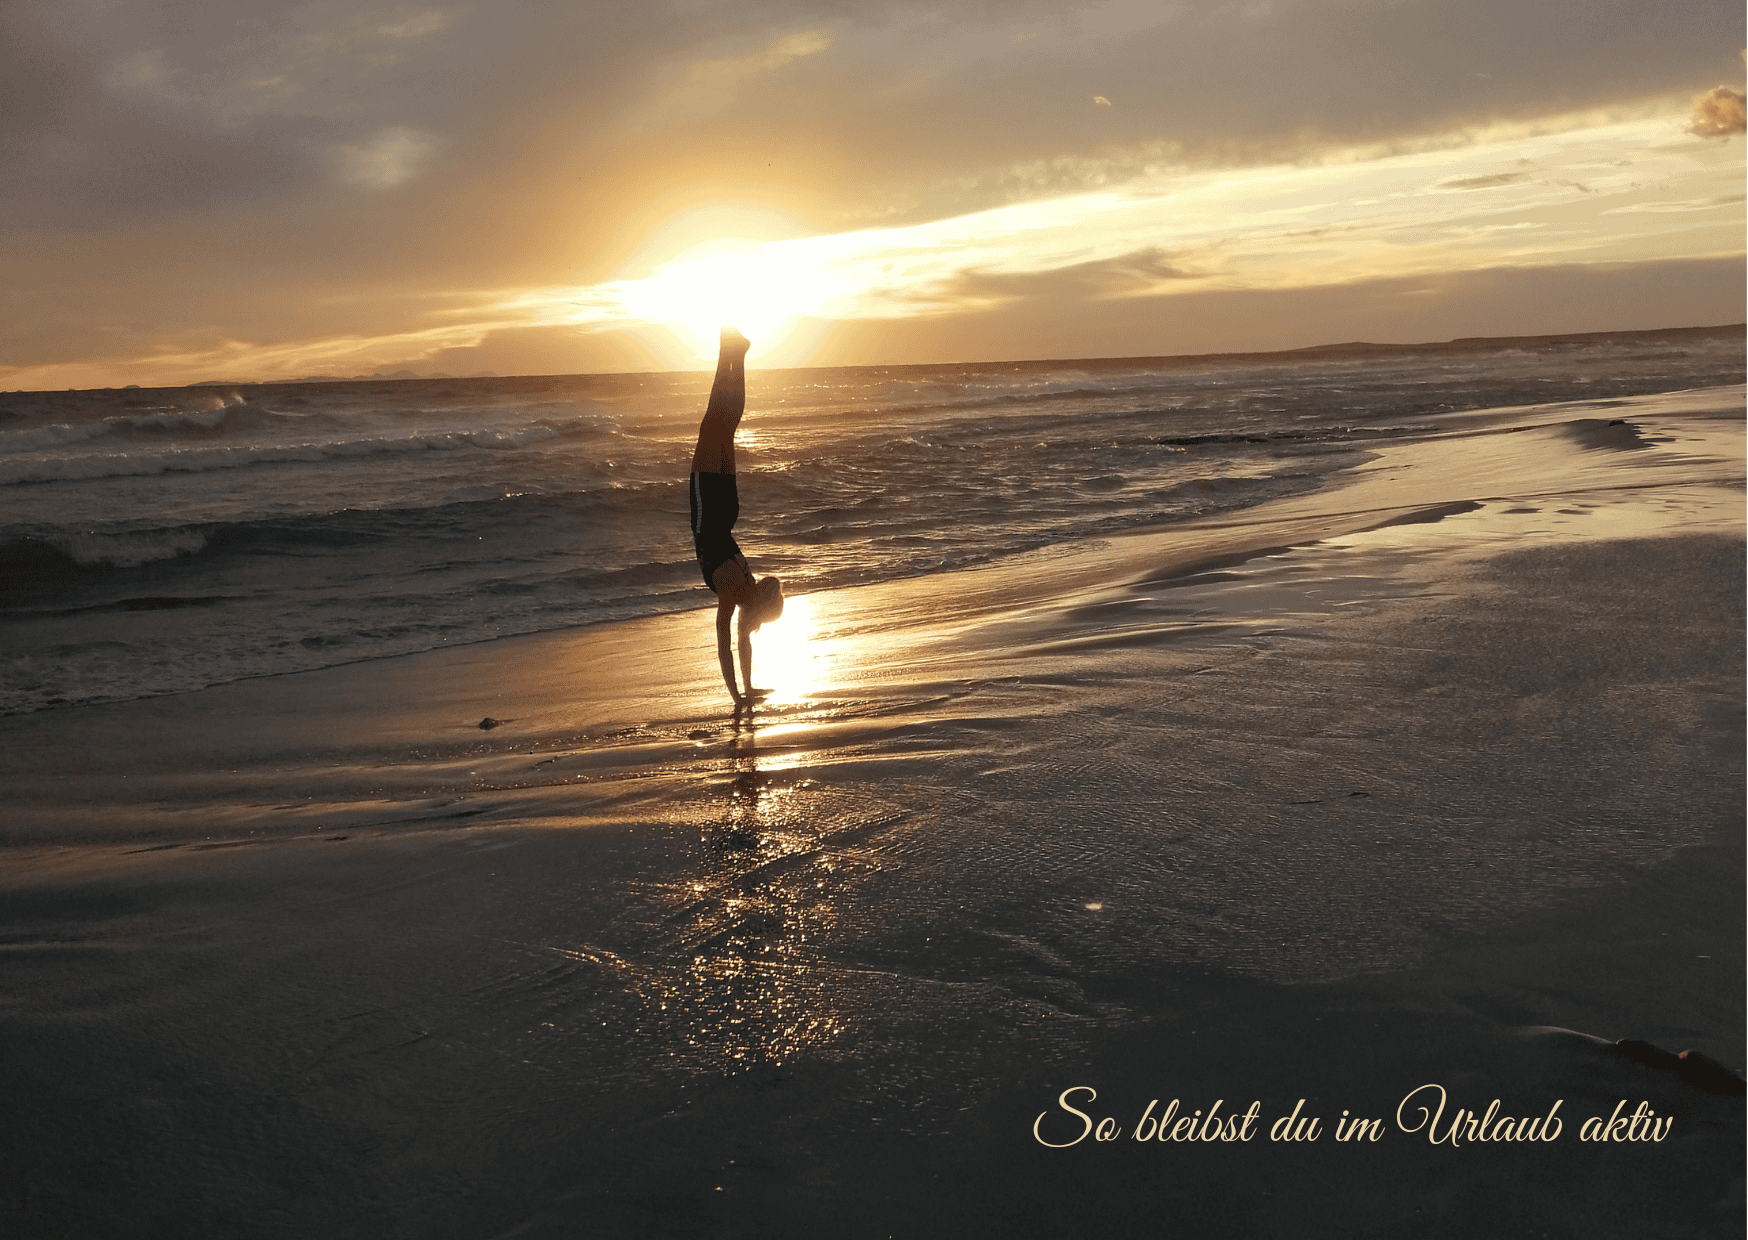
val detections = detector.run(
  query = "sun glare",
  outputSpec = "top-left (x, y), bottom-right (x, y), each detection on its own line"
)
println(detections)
top-left (618, 238), bottom-right (844, 361)
top-left (750, 591), bottom-right (825, 705)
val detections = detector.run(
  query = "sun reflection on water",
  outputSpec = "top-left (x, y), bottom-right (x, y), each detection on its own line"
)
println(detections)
top-left (626, 718), bottom-right (870, 1069)
top-left (751, 590), bottom-right (829, 706)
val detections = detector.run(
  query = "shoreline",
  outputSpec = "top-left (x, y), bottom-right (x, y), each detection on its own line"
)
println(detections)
top-left (3, 384), bottom-right (1741, 724)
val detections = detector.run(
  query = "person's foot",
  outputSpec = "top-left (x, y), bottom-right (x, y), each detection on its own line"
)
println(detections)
top-left (720, 326), bottom-right (751, 357)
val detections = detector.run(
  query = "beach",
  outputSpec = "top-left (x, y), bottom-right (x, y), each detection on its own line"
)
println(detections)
top-left (2, 368), bottom-right (1743, 1237)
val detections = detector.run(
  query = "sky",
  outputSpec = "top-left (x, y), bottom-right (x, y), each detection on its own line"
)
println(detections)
top-left (3, 0), bottom-right (1743, 387)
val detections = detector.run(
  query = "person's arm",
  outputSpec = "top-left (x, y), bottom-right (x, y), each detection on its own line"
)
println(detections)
top-left (736, 605), bottom-right (755, 699)
top-left (716, 598), bottom-right (743, 705)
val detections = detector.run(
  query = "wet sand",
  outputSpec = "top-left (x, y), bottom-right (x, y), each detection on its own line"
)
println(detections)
top-left (2, 390), bottom-right (1743, 1238)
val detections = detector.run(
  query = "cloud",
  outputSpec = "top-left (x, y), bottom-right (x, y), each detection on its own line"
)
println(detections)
top-left (624, 28), bottom-right (833, 129)
top-left (500, 113), bottom-right (1744, 351)
top-left (0, 0), bottom-right (468, 225)
top-left (678, 28), bottom-right (834, 97)
top-left (5, 1), bottom-right (1739, 234)
top-left (1439, 172), bottom-right (1528, 190)
top-left (1688, 86), bottom-right (1745, 137)
top-left (415, 324), bottom-right (672, 378)
top-left (1604, 194), bottom-right (1746, 215)
top-left (1093, 95), bottom-right (1112, 107)
top-left (928, 247), bottom-right (1204, 309)
top-left (805, 256), bottom-right (1748, 368)
top-left (96, 7), bottom-right (459, 122)
top-left (333, 125), bottom-right (438, 189)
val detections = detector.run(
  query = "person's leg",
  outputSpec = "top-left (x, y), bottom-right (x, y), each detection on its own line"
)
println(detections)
top-left (690, 328), bottom-right (751, 474)
top-left (710, 553), bottom-right (755, 605)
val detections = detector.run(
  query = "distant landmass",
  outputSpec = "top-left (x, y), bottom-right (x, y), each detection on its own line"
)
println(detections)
top-left (193, 369), bottom-right (498, 385)
top-left (958, 322), bottom-right (1747, 375)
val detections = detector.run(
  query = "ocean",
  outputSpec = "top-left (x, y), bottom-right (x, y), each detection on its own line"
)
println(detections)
top-left (1, 325), bottom-right (1740, 718)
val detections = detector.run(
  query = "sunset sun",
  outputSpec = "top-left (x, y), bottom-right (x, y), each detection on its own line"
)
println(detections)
top-left (618, 238), bottom-right (842, 360)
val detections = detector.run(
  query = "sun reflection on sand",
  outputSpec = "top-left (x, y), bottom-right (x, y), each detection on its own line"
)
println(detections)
top-left (637, 721), bottom-right (869, 1067)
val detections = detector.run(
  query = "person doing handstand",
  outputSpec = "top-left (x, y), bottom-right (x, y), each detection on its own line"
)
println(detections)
top-left (689, 326), bottom-right (784, 709)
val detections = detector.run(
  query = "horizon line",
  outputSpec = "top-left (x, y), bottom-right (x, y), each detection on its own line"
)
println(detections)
top-left (18, 321), bottom-right (1745, 396)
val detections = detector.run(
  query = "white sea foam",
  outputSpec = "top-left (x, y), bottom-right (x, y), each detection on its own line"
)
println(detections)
top-left (51, 527), bottom-right (210, 568)
top-left (0, 424), bottom-right (564, 485)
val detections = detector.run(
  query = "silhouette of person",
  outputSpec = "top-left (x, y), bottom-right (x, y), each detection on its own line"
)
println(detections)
top-left (689, 327), bottom-right (784, 710)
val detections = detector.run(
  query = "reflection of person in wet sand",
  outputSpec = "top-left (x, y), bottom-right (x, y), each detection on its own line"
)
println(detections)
top-left (690, 327), bottom-right (784, 710)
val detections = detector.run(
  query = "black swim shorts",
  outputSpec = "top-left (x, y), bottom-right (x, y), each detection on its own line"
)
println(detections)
top-left (689, 471), bottom-right (742, 591)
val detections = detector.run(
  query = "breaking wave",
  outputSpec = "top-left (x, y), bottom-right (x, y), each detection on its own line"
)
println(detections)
top-left (0, 423), bottom-right (565, 485)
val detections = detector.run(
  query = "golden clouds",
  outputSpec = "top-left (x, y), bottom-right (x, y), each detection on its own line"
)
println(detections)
top-left (1688, 86), bottom-right (1746, 137)
top-left (506, 114), bottom-right (1743, 365)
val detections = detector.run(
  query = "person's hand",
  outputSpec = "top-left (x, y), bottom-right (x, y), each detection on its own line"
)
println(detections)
top-left (744, 687), bottom-right (772, 701)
